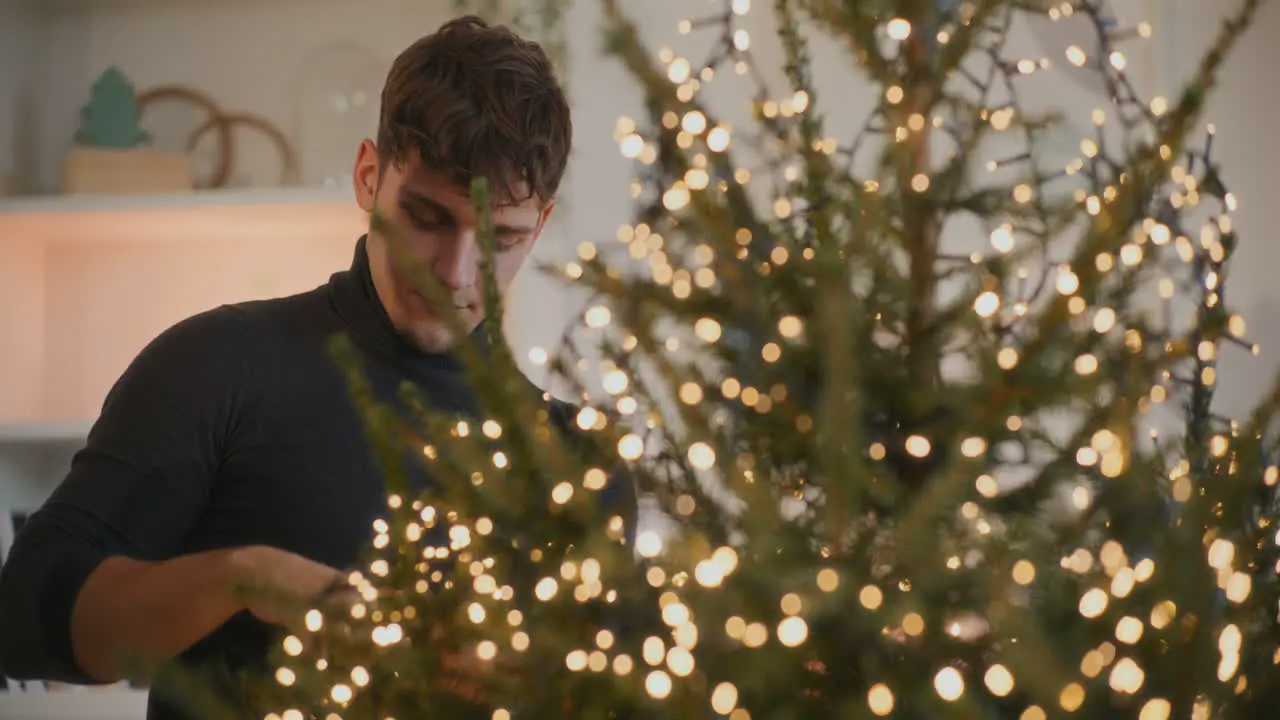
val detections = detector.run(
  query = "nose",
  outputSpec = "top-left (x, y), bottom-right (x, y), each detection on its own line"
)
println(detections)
top-left (433, 229), bottom-right (479, 295)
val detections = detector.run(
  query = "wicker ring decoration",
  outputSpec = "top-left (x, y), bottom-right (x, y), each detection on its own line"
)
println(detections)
top-left (135, 85), bottom-right (234, 189)
top-left (186, 112), bottom-right (300, 188)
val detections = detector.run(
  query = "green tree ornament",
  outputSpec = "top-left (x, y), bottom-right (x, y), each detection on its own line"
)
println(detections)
top-left (74, 67), bottom-right (149, 150)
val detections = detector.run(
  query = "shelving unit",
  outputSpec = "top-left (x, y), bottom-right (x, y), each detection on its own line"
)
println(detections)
top-left (0, 187), bottom-right (368, 428)
top-left (0, 185), bottom-right (352, 215)
top-left (0, 185), bottom-right (361, 243)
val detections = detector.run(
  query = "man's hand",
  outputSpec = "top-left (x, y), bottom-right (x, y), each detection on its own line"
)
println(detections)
top-left (226, 545), bottom-right (346, 627)
top-left (228, 546), bottom-right (489, 701)
top-left (426, 623), bottom-right (494, 702)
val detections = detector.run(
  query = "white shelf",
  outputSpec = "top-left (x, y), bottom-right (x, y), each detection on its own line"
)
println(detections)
top-left (0, 186), bottom-right (353, 215)
top-left (0, 688), bottom-right (148, 720)
top-left (0, 420), bottom-right (91, 447)
top-left (0, 186), bottom-right (367, 246)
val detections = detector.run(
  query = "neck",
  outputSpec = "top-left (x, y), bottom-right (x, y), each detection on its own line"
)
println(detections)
top-left (364, 233), bottom-right (406, 330)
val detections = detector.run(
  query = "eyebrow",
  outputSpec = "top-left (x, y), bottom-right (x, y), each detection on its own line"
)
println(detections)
top-left (399, 189), bottom-right (538, 234)
top-left (398, 189), bottom-right (451, 219)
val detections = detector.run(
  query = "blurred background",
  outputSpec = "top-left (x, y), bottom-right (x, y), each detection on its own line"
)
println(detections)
top-left (0, 0), bottom-right (1276, 715)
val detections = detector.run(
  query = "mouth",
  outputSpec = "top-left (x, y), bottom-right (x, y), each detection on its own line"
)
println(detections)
top-left (409, 291), bottom-right (474, 315)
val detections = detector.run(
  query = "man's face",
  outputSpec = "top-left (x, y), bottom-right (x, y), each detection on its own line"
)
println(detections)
top-left (353, 139), bottom-right (552, 353)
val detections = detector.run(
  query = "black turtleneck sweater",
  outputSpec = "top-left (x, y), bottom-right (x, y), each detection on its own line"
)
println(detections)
top-left (0, 238), bottom-right (633, 719)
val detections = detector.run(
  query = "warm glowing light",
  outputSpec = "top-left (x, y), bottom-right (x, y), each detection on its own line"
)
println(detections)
top-left (551, 482), bottom-right (574, 505)
top-left (778, 315), bottom-right (803, 338)
top-left (868, 684), bottom-right (895, 715)
top-left (1140, 699), bottom-right (1172, 720)
top-left (1012, 560), bottom-right (1036, 585)
top-left (535, 577), bottom-right (559, 601)
top-left (776, 616), bottom-right (808, 646)
top-left (667, 58), bottom-right (691, 83)
top-left (688, 442), bottom-right (716, 469)
top-left (620, 134), bottom-right (647, 161)
top-left (990, 224), bottom-right (1015, 252)
top-left (707, 126), bottom-right (730, 152)
top-left (997, 347), bottom-right (1019, 369)
top-left (637, 530), bottom-right (664, 558)
top-left (1060, 683), bottom-right (1085, 711)
top-left (645, 670), bottom-right (673, 698)
top-left (1109, 657), bottom-right (1144, 694)
top-left (1056, 266), bottom-right (1080, 294)
top-left (618, 434), bottom-right (645, 460)
top-left (974, 291), bottom-right (1000, 317)
top-left (695, 317), bottom-right (723, 342)
top-left (984, 664), bottom-right (1014, 697)
top-left (934, 667), bottom-right (964, 701)
top-left (1116, 616), bottom-right (1143, 644)
top-left (816, 568), bottom-right (839, 592)
top-left (585, 305), bottom-right (612, 328)
top-left (905, 435), bottom-right (931, 457)
top-left (711, 682), bottom-right (740, 714)
top-left (1080, 588), bottom-right (1108, 618)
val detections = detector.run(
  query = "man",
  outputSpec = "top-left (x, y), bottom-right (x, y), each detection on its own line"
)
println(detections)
top-left (0, 16), bottom-right (630, 719)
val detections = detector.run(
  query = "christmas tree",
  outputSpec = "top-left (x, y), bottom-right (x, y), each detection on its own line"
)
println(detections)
top-left (215, 0), bottom-right (1278, 718)
top-left (74, 66), bottom-right (149, 149)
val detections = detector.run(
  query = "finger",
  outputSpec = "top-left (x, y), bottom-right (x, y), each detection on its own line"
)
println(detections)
top-left (439, 676), bottom-right (486, 702)
top-left (315, 574), bottom-right (353, 601)
top-left (804, 659), bottom-right (828, 674)
top-left (323, 589), bottom-right (362, 612)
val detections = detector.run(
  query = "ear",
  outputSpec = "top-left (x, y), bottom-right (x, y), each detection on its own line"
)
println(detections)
top-left (533, 200), bottom-right (556, 240)
top-left (353, 138), bottom-right (380, 213)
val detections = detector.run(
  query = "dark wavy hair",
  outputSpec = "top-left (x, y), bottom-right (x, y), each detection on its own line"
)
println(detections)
top-left (377, 15), bottom-right (571, 205)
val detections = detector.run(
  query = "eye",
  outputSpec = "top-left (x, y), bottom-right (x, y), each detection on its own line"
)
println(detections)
top-left (408, 213), bottom-right (447, 232)
top-left (497, 236), bottom-right (523, 251)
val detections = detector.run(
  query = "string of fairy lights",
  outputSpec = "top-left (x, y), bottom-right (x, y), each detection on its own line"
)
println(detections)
top-left (580, 0), bottom-right (1274, 714)
top-left (540, 0), bottom-right (1245, 405)
top-left (256, 1), bottom-right (1277, 718)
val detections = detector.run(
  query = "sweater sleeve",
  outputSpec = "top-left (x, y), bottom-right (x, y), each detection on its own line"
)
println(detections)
top-left (0, 306), bottom-right (253, 682)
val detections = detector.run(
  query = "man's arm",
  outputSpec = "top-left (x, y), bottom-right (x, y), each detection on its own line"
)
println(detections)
top-left (63, 550), bottom-right (245, 682)
top-left (0, 307), bottom-right (332, 683)
top-left (68, 545), bottom-right (341, 682)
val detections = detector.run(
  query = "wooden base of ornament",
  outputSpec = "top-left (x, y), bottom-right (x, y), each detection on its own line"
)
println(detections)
top-left (60, 147), bottom-right (193, 195)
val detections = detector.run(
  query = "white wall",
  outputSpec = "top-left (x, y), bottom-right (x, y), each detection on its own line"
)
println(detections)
top-left (0, 0), bottom-right (37, 196)
top-left (558, 0), bottom-right (1280, 420)
top-left (1173, 1), bottom-right (1280, 420)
